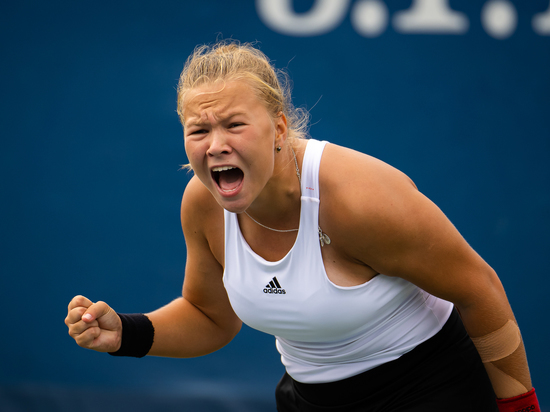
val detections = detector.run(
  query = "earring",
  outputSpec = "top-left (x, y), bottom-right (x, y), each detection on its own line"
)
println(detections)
top-left (276, 146), bottom-right (282, 153)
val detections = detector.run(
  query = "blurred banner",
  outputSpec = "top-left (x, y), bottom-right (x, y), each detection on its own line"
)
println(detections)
top-left (1, 1), bottom-right (548, 411)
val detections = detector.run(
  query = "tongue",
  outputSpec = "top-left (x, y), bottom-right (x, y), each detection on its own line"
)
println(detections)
top-left (218, 168), bottom-right (243, 191)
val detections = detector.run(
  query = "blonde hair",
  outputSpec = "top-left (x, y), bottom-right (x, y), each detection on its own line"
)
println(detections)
top-left (177, 40), bottom-right (309, 142)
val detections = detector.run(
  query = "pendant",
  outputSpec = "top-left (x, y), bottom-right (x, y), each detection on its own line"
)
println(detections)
top-left (319, 227), bottom-right (331, 247)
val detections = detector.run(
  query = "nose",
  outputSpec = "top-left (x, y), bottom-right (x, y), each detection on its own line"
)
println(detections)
top-left (206, 129), bottom-right (232, 157)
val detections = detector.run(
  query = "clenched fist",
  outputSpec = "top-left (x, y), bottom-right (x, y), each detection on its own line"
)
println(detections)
top-left (65, 295), bottom-right (122, 353)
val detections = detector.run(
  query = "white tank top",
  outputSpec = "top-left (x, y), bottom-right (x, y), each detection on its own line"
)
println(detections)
top-left (222, 139), bottom-right (453, 384)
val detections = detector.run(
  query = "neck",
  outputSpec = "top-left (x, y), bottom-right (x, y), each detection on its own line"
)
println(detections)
top-left (244, 141), bottom-right (304, 228)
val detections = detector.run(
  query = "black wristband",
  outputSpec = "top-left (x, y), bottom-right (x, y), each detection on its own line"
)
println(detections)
top-left (108, 313), bottom-right (155, 358)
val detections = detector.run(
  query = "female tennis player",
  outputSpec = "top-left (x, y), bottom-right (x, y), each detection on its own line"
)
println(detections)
top-left (65, 40), bottom-right (540, 411)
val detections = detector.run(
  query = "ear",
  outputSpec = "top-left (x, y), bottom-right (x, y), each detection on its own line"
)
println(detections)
top-left (274, 112), bottom-right (288, 148)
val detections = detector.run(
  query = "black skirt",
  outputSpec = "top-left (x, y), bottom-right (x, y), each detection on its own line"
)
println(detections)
top-left (275, 309), bottom-right (498, 412)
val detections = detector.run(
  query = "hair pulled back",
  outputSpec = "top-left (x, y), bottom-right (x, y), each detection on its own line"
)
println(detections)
top-left (177, 40), bottom-right (309, 142)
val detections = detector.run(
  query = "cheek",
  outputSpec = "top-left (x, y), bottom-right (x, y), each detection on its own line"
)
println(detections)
top-left (183, 136), bottom-right (193, 154)
top-left (184, 139), bottom-right (203, 162)
top-left (184, 141), bottom-right (208, 177)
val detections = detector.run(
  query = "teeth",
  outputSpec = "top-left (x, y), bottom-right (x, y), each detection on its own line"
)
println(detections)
top-left (212, 166), bottom-right (235, 172)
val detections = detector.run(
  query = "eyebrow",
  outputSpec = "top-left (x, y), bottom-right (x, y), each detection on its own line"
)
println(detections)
top-left (184, 111), bottom-right (248, 128)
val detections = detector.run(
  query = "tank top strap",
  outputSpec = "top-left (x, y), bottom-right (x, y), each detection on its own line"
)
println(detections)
top-left (300, 139), bottom-right (327, 200)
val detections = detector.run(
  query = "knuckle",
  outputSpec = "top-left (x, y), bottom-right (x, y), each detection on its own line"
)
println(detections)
top-left (74, 336), bottom-right (88, 348)
top-left (75, 329), bottom-right (95, 347)
top-left (68, 327), bottom-right (79, 339)
top-left (65, 307), bottom-right (85, 325)
top-left (75, 306), bottom-right (86, 316)
top-left (68, 295), bottom-right (84, 310)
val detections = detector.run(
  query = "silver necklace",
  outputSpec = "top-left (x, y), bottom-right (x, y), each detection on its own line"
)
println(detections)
top-left (243, 212), bottom-right (299, 233)
top-left (244, 146), bottom-right (331, 246)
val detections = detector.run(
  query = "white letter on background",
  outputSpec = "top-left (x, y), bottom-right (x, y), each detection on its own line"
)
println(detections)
top-left (533, 1), bottom-right (550, 35)
top-left (393, 0), bottom-right (469, 34)
top-left (256, 0), bottom-right (350, 36)
top-left (351, 0), bottom-right (389, 38)
top-left (481, 0), bottom-right (517, 39)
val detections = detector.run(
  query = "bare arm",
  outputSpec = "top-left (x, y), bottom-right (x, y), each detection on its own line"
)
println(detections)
top-left (146, 176), bottom-right (241, 357)
top-left (323, 144), bottom-right (532, 397)
top-left (66, 176), bottom-right (241, 358)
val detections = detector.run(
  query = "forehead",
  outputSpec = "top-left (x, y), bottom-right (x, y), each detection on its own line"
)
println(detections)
top-left (183, 80), bottom-right (262, 124)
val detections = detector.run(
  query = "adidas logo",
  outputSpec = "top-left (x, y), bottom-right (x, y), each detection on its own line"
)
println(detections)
top-left (263, 277), bottom-right (286, 294)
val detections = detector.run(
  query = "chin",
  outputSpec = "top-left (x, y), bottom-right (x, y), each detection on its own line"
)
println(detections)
top-left (213, 195), bottom-right (248, 214)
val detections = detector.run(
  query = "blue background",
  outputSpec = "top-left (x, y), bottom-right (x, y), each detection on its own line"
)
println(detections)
top-left (1, 1), bottom-right (548, 411)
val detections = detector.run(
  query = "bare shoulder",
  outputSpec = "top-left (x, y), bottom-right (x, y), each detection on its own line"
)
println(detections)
top-left (319, 142), bottom-right (418, 218)
top-left (319, 142), bottom-right (429, 268)
top-left (181, 176), bottom-right (223, 219)
top-left (180, 175), bottom-right (224, 265)
top-left (319, 142), bottom-right (493, 306)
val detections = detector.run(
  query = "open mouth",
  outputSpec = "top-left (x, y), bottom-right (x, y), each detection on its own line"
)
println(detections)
top-left (211, 166), bottom-right (244, 193)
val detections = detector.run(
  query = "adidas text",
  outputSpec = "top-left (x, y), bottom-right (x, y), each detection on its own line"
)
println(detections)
top-left (263, 287), bottom-right (286, 294)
